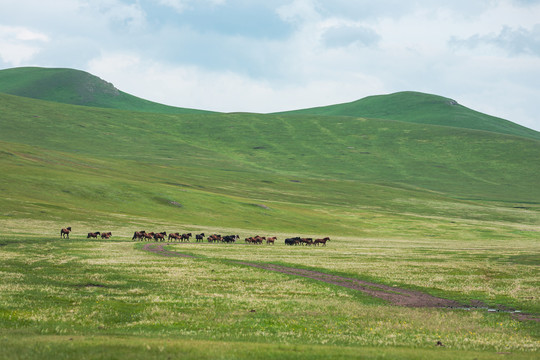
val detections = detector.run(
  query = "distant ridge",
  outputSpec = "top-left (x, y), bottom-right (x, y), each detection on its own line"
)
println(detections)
top-left (277, 91), bottom-right (540, 140)
top-left (1, 66), bottom-right (537, 140)
top-left (0, 67), bottom-right (213, 114)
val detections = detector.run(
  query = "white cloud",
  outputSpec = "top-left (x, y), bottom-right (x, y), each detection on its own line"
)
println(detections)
top-left (82, 0), bottom-right (148, 31)
top-left (87, 52), bottom-right (384, 112)
top-left (157, 0), bottom-right (227, 14)
top-left (450, 25), bottom-right (540, 56)
top-left (1, 0), bottom-right (539, 130)
top-left (277, 0), bottom-right (320, 24)
top-left (0, 25), bottom-right (49, 66)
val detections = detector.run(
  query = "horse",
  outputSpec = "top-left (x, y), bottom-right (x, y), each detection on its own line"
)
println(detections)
top-left (154, 232), bottom-right (167, 242)
top-left (87, 232), bottom-right (100, 239)
top-left (168, 233), bottom-right (181, 242)
top-left (180, 233), bottom-right (192, 242)
top-left (313, 237), bottom-right (330, 246)
top-left (266, 237), bottom-right (277, 245)
top-left (195, 233), bottom-right (205, 242)
top-left (223, 235), bottom-right (238, 243)
top-left (132, 231), bottom-right (146, 241)
top-left (300, 238), bottom-right (313, 246)
top-left (143, 232), bottom-right (155, 241)
top-left (60, 227), bottom-right (72, 239)
top-left (285, 237), bottom-right (301, 246)
top-left (101, 232), bottom-right (112, 239)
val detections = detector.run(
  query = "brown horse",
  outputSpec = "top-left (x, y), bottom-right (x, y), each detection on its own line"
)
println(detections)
top-left (154, 232), bottom-right (167, 242)
top-left (87, 232), bottom-right (100, 239)
top-left (60, 227), bottom-right (72, 239)
top-left (132, 231), bottom-right (146, 241)
top-left (266, 236), bottom-right (277, 245)
top-left (313, 237), bottom-right (330, 246)
top-left (101, 232), bottom-right (112, 239)
top-left (143, 232), bottom-right (155, 241)
top-left (208, 234), bottom-right (221, 243)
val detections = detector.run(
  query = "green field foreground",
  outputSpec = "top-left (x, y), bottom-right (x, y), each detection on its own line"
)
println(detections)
top-left (0, 67), bottom-right (539, 358)
top-left (0, 233), bottom-right (538, 359)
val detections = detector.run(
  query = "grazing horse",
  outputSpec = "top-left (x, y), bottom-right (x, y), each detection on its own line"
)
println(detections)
top-left (60, 227), bottom-right (72, 239)
top-left (87, 232), bottom-right (100, 239)
top-left (101, 232), bottom-right (112, 239)
top-left (132, 231), bottom-right (146, 241)
top-left (313, 237), bottom-right (330, 246)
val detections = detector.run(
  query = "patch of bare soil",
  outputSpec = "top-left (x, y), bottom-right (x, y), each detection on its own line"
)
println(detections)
top-left (141, 244), bottom-right (539, 321)
top-left (142, 243), bottom-right (196, 258)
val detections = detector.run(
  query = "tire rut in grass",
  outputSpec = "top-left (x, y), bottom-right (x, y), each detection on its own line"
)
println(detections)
top-left (141, 243), bottom-right (539, 320)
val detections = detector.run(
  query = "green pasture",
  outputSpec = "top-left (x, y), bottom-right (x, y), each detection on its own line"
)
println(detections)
top-left (1, 93), bottom-right (539, 237)
top-left (0, 234), bottom-right (538, 359)
top-left (0, 67), bottom-right (539, 358)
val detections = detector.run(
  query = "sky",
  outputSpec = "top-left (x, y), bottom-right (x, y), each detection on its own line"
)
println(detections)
top-left (1, 0), bottom-right (539, 131)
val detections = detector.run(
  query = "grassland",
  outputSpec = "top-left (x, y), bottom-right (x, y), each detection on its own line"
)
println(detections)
top-left (0, 67), bottom-right (539, 358)
top-left (0, 67), bottom-right (212, 114)
top-left (279, 91), bottom-right (540, 141)
top-left (0, 233), bottom-right (538, 359)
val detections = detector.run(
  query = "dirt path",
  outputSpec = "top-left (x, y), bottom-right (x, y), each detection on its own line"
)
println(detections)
top-left (143, 243), bottom-right (196, 258)
top-left (235, 261), bottom-right (462, 308)
top-left (141, 243), bottom-right (538, 320)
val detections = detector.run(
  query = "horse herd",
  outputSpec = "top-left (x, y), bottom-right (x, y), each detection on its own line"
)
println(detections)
top-left (60, 227), bottom-right (112, 239)
top-left (131, 231), bottom-right (330, 246)
top-left (60, 227), bottom-right (331, 246)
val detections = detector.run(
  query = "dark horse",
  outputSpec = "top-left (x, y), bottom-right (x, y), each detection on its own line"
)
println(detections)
top-left (153, 231), bottom-right (167, 241)
top-left (60, 227), bottom-right (72, 239)
top-left (87, 232), bottom-right (100, 239)
top-left (132, 231), bottom-right (146, 241)
top-left (313, 237), bottom-right (330, 246)
top-left (195, 233), bottom-right (205, 242)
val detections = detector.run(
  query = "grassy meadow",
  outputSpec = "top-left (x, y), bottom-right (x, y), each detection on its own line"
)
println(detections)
top-left (0, 233), bottom-right (538, 359)
top-left (0, 67), bottom-right (539, 358)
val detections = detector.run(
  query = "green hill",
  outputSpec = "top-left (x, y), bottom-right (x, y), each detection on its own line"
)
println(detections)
top-left (0, 67), bottom-right (213, 114)
top-left (0, 90), bottom-right (538, 237)
top-left (0, 66), bottom-right (538, 237)
top-left (278, 91), bottom-right (540, 140)
top-left (1, 67), bottom-right (539, 360)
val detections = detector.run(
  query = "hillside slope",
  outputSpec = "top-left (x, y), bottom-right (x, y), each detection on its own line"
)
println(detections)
top-left (0, 68), bottom-right (538, 235)
top-left (278, 91), bottom-right (540, 140)
top-left (1, 92), bottom-right (539, 205)
top-left (0, 67), bottom-right (213, 114)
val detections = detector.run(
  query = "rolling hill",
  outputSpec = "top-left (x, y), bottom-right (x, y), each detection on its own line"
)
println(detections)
top-left (0, 66), bottom-right (539, 237)
top-left (0, 67), bottom-right (213, 114)
top-left (278, 91), bottom-right (540, 140)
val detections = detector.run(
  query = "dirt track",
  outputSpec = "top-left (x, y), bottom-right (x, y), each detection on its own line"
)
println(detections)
top-left (142, 243), bottom-right (538, 320)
